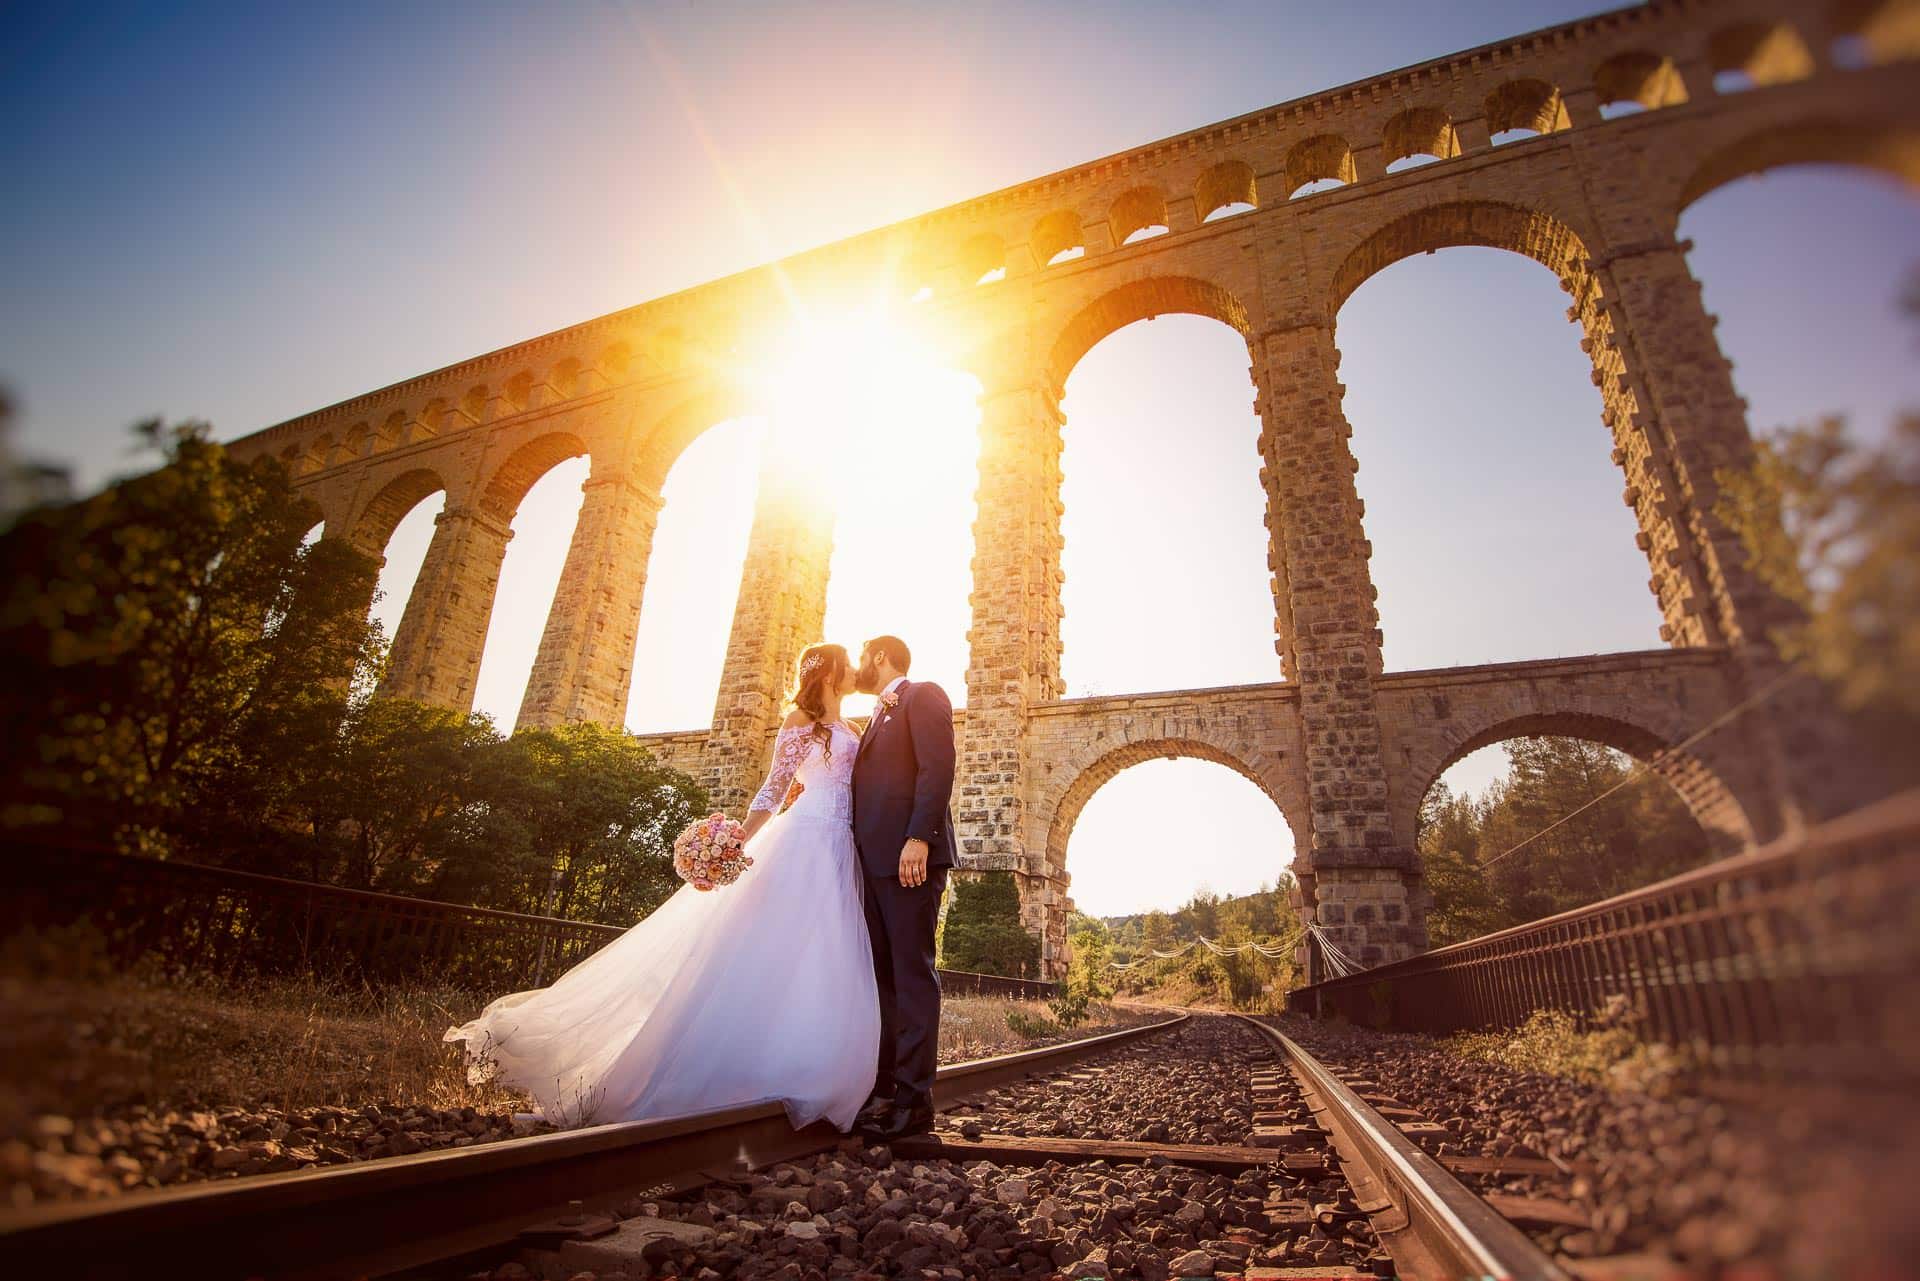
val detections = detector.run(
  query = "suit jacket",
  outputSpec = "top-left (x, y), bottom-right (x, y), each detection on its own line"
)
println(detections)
top-left (851, 679), bottom-right (958, 879)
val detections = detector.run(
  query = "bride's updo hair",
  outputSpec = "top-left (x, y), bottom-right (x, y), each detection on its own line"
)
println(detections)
top-left (790, 643), bottom-right (850, 761)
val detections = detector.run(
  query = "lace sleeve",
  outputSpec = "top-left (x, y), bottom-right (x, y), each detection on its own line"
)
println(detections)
top-left (749, 726), bottom-right (818, 814)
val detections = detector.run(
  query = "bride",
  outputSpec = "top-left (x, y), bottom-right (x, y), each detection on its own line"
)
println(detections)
top-left (444, 643), bottom-right (880, 1132)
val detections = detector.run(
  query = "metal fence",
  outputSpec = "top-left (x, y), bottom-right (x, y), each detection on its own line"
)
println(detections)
top-left (0, 841), bottom-right (1057, 999)
top-left (1289, 789), bottom-right (1920, 1093)
top-left (1, 842), bottom-right (624, 991)
top-left (935, 968), bottom-right (1059, 1001)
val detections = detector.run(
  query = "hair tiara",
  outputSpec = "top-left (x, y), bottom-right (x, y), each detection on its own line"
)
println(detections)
top-left (799, 652), bottom-right (825, 679)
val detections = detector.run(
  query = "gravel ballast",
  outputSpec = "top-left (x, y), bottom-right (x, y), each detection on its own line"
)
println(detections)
top-left (1261, 1013), bottom-right (1919, 1278)
top-left (506, 1013), bottom-right (1385, 1280)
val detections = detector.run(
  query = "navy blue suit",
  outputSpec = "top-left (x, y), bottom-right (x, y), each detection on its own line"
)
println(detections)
top-left (851, 679), bottom-right (956, 1113)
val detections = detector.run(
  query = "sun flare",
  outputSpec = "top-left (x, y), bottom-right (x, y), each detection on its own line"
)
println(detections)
top-left (750, 302), bottom-right (984, 715)
top-left (758, 304), bottom-right (980, 502)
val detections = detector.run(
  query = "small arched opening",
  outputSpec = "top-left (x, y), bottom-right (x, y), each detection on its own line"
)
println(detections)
top-left (1485, 78), bottom-right (1570, 146)
top-left (353, 468), bottom-right (447, 645)
top-left (1195, 160), bottom-right (1259, 222)
top-left (1593, 50), bottom-right (1689, 119)
top-left (1383, 107), bottom-right (1461, 173)
top-left (469, 432), bottom-right (592, 727)
top-left (1708, 21), bottom-right (1815, 93)
top-left (1286, 134), bottom-right (1355, 199)
top-left (1110, 187), bottom-right (1171, 246)
top-left (1032, 210), bottom-right (1087, 267)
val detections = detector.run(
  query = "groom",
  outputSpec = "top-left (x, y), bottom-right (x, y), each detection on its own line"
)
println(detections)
top-left (850, 634), bottom-right (956, 1142)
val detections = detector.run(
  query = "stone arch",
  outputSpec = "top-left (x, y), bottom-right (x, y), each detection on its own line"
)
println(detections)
top-left (1045, 275), bottom-right (1255, 393)
top-left (1194, 159), bottom-right (1259, 221)
top-left (1040, 736), bottom-right (1300, 877)
top-left (1485, 78), bottom-right (1570, 139)
top-left (1707, 21), bottom-right (1815, 89)
top-left (312, 433), bottom-right (338, 468)
top-left (374, 410), bottom-right (408, 452)
top-left (348, 467), bottom-right (445, 557)
top-left (1032, 210), bottom-right (1087, 267)
top-left (597, 339), bottom-right (637, 382)
top-left (1325, 198), bottom-right (1721, 658)
top-left (1592, 50), bottom-right (1689, 113)
top-left (458, 384), bottom-right (490, 425)
top-left (476, 430), bottom-right (591, 523)
top-left (1407, 708), bottom-right (1756, 854)
top-left (634, 383), bottom-right (758, 487)
top-left (503, 370), bottom-right (534, 414)
top-left (1108, 186), bottom-right (1170, 246)
top-left (1327, 199), bottom-right (1591, 315)
top-left (1382, 106), bottom-right (1460, 168)
top-left (548, 357), bottom-right (584, 400)
top-left (1831, 0), bottom-right (1920, 63)
top-left (959, 232), bottom-right (1005, 284)
top-left (1675, 119), bottom-right (1920, 212)
top-left (1285, 134), bottom-right (1355, 197)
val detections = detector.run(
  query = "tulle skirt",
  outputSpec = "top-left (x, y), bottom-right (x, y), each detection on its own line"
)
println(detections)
top-left (444, 810), bottom-right (880, 1131)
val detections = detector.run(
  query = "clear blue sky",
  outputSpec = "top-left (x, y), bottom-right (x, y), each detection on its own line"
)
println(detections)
top-left (4, 2), bottom-right (1914, 915)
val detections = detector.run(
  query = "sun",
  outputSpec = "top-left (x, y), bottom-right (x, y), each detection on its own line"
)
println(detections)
top-left (745, 297), bottom-right (984, 718)
top-left (757, 304), bottom-right (980, 500)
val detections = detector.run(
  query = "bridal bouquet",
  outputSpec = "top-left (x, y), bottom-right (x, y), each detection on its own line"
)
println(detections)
top-left (673, 812), bottom-right (751, 891)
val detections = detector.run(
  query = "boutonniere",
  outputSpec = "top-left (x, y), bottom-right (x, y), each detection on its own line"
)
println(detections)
top-left (877, 690), bottom-right (900, 712)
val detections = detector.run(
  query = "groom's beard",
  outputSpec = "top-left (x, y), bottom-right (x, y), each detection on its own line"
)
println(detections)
top-left (854, 658), bottom-right (881, 694)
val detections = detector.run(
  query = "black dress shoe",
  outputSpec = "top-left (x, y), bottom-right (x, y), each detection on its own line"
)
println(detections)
top-left (869, 1103), bottom-right (935, 1142)
top-left (852, 1094), bottom-right (894, 1130)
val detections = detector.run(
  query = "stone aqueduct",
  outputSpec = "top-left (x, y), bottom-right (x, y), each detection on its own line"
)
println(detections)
top-left (228, 0), bottom-right (1918, 977)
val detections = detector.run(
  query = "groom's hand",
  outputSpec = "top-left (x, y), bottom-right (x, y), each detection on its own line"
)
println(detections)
top-left (898, 838), bottom-right (929, 887)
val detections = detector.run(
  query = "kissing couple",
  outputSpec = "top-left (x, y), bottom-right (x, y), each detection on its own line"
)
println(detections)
top-left (447, 634), bottom-right (957, 1143)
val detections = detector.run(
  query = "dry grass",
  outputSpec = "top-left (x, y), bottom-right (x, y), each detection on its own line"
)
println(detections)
top-left (1444, 1003), bottom-right (1694, 1094)
top-left (936, 995), bottom-right (1160, 1062)
top-left (0, 926), bottom-right (521, 1140)
top-left (0, 926), bottom-right (1161, 1137)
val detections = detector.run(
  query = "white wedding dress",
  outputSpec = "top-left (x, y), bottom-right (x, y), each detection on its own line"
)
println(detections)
top-left (444, 722), bottom-right (880, 1131)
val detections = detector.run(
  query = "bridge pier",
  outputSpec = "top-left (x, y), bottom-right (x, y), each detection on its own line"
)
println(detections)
top-left (381, 505), bottom-right (514, 711)
top-left (1591, 235), bottom-right (1880, 832)
top-left (1252, 322), bottom-right (1427, 969)
top-left (701, 451), bottom-right (834, 813)
top-left (516, 472), bottom-right (665, 730)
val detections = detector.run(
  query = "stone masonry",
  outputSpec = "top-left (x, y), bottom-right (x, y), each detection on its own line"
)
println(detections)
top-left (227, 0), bottom-right (1919, 977)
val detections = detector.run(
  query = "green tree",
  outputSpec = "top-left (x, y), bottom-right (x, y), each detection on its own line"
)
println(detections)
top-left (0, 421), bottom-right (383, 850)
top-left (1414, 740), bottom-right (1711, 941)
top-left (1718, 412), bottom-right (1920, 781)
top-left (1062, 911), bottom-right (1115, 1001)
top-left (1139, 909), bottom-right (1174, 951)
top-left (1417, 783), bottom-right (1511, 946)
top-left (272, 696), bottom-right (499, 892)
top-left (1181, 887), bottom-right (1221, 938)
top-left (449, 721), bottom-right (705, 925)
top-left (939, 871), bottom-right (1040, 978)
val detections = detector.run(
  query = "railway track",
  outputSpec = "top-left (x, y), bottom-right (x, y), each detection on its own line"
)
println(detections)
top-left (882, 1011), bottom-right (1572, 1280)
top-left (1235, 1016), bottom-right (1571, 1281)
top-left (0, 1014), bottom-right (1188, 1280)
top-left (0, 1009), bottom-right (1671, 1279)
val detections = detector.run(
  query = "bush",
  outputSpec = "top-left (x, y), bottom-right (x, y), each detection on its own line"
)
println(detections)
top-left (1048, 985), bottom-right (1090, 1028)
top-left (1004, 1009), bottom-right (1059, 1039)
top-left (1446, 1003), bottom-right (1692, 1093)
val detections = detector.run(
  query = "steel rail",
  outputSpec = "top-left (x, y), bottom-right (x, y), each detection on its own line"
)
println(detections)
top-left (1, 1011), bottom-right (1188, 1280)
top-left (1237, 1015), bottom-right (1572, 1281)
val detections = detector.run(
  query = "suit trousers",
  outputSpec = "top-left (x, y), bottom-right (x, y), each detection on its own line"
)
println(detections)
top-left (862, 864), bottom-right (948, 1112)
